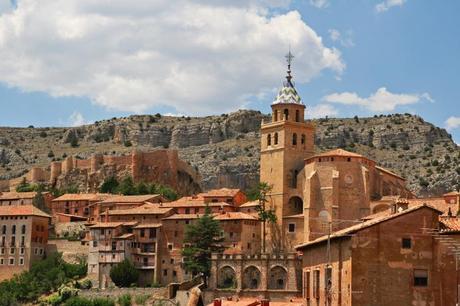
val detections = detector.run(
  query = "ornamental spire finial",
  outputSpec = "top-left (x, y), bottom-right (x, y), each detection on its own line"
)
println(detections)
top-left (285, 47), bottom-right (294, 85)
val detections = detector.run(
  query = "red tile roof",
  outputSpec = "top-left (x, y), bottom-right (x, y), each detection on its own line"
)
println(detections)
top-left (53, 193), bottom-right (111, 202)
top-left (99, 194), bottom-right (162, 204)
top-left (239, 201), bottom-right (259, 208)
top-left (214, 212), bottom-right (258, 221)
top-left (133, 223), bottom-right (162, 228)
top-left (201, 188), bottom-right (242, 197)
top-left (296, 204), bottom-right (442, 250)
top-left (439, 217), bottom-right (460, 233)
top-left (0, 192), bottom-right (39, 200)
top-left (0, 205), bottom-right (51, 218)
top-left (107, 203), bottom-right (172, 215)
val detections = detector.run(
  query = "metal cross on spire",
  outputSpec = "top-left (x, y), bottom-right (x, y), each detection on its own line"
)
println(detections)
top-left (285, 48), bottom-right (294, 84)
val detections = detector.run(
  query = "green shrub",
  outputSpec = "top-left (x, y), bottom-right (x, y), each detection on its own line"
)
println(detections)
top-left (109, 259), bottom-right (139, 287)
top-left (118, 294), bottom-right (132, 306)
top-left (79, 279), bottom-right (92, 290)
top-left (92, 297), bottom-right (115, 306)
top-left (135, 295), bottom-right (150, 306)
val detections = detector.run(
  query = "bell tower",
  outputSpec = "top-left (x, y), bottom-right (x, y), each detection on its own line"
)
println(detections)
top-left (260, 51), bottom-right (315, 251)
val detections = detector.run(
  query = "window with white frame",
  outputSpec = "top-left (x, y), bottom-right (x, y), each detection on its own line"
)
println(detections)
top-left (19, 257), bottom-right (24, 265)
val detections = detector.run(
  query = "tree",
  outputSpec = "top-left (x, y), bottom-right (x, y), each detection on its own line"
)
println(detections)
top-left (252, 182), bottom-right (276, 253)
top-left (181, 206), bottom-right (224, 284)
top-left (109, 259), bottom-right (139, 287)
top-left (116, 176), bottom-right (136, 195)
top-left (99, 176), bottom-right (119, 194)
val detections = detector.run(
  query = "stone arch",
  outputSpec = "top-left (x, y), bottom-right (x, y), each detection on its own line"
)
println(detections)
top-left (218, 265), bottom-right (237, 289)
top-left (242, 265), bottom-right (261, 289)
top-left (268, 265), bottom-right (287, 290)
top-left (286, 196), bottom-right (303, 216)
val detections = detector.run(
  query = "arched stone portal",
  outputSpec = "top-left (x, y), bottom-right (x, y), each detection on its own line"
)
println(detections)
top-left (218, 266), bottom-right (237, 289)
top-left (242, 266), bottom-right (261, 289)
top-left (286, 196), bottom-right (303, 216)
top-left (268, 266), bottom-right (287, 289)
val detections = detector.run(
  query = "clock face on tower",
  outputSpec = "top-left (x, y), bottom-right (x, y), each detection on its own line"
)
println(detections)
top-left (344, 174), bottom-right (353, 185)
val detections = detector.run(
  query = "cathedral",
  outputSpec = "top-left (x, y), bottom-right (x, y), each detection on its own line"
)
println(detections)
top-left (259, 51), bottom-right (413, 251)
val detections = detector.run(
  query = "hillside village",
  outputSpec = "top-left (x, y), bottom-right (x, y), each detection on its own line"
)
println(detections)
top-left (0, 59), bottom-right (459, 306)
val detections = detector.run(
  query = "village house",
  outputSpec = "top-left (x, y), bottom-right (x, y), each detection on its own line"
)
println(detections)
top-left (295, 204), bottom-right (460, 306)
top-left (0, 191), bottom-right (53, 209)
top-left (51, 193), bottom-right (112, 223)
top-left (0, 205), bottom-right (51, 281)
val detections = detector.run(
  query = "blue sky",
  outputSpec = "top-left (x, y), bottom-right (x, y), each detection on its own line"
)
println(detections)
top-left (0, 0), bottom-right (459, 143)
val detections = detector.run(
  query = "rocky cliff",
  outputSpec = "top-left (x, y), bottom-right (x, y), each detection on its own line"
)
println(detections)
top-left (0, 110), bottom-right (458, 196)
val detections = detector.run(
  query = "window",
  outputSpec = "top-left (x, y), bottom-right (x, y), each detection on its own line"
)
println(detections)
top-left (185, 208), bottom-right (190, 214)
top-left (149, 229), bottom-right (156, 238)
top-left (11, 225), bottom-right (16, 235)
top-left (168, 243), bottom-right (173, 251)
top-left (163, 269), bottom-right (168, 276)
top-left (288, 223), bottom-right (296, 233)
top-left (100, 229), bottom-right (105, 235)
top-left (229, 232), bottom-right (234, 238)
top-left (293, 133), bottom-right (297, 145)
top-left (20, 236), bottom-right (25, 246)
top-left (34, 248), bottom-right (38, 255)
top-left (313, 270), bottom-right (320, 299)
top-left (0, 248), bottom-right (4, 255)
top-left (170, 258), bottom-right (174, 264)
top-left (20, 247), bottom-right (25, 255)
top-left (39, 248), bottom-right (43, 255)
top-left (267, 134), bottom-right (271, 146)
top-left (1, 225), bottom-right (6, 235)
top-left (173, 270), bottom-right (177, 277)
top-left (9, 248), bottom-right (15, 255)
top-left (1, 236), bottom-right (5, 246)
top-left (0, 258), bottom-right (3, 265)
top-left (284, 109), bottom-right (289, 120)
top-left (112, 241), bottom-right (117, 251)
top-left (140, 229), bottom-right (145, 238)
top-left (301, 134), bottom-right (305, 145)
top-left (274, 110), bottom-right (278, 121)
top-left (304, 271), bottom-right (311, 299)
top-left (274, 133), bottom-right (279, 145)
top-left (402, 238), bottom-right (411, 249)
top-left (325, 266), bottom-right (332, 295)
top-left (21, 225), bottom-right (26, 234)
top-left (10, 236), bottom-right (15, 247)
top-left (19, 257), bottom-right (24, 265)
top-left (347, 158), bottom-right (351, 162)
top-left (174, 231), bottom-right (178, 237)
top-left (295, 110), bottom-right (300, 122)
top-left (185, 220), bottom-right (190, 225)
top-left (93, 241), bottom-right (98, 247)
top-left (9, 258), bottom-right (14, 265)
top-left (414, 269), bottom-right (428, 287)
top-left (247, 243), bottom-right (251, 249)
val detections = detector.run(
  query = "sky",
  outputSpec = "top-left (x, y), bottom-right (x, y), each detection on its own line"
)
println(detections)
top-left (0, 0), bottom-right (459, 143)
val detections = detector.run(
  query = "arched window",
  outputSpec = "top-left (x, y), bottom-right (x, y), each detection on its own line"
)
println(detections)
top-left (267, 134), bottom-right (271, 146)
top-left (12, 225), bottom-right (16, 235)
top-left (274, 110), bottom-right (278, 122)
top-left (284, 109), bottom-right (289, 120)
top-left (274, 133), bottom-right (279, 145)
top-left (295, 110), bottom-right (300, 122)
top-left (292, 133), bottom-right (297, 145)
top-left (301, 134), bottom-right (305, 145)
top-left (1, 225), bottom-right (6, 235)
top-left (21, 225), bottom-right (26, 235)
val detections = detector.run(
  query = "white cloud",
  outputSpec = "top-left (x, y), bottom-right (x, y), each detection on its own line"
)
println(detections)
top-left (328, 29), bottom-right (354, 47)
top-left (68, 112), bottom-right (87, 127)
top-left (309, 0), bottom-right (329, 8)
top-left (323, 87), bottom-right (433, 112)
top-left (0, 0), bottom-right (344, 116)
top-left (446, 116), bottom-right (460, 130)
top-left (375, 0), bottom-right (406, 13)
top-left (306, 104), bottom-right (338, 119)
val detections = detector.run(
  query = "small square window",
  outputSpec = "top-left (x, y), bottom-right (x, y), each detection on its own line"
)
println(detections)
top-left (168, 243), bottom-right (173, 251)
top-left (402, 238), bottom-right (411, 249)
top-left (288, 223), bottom-right (296, 233)
top-left (414, 269), bottom-right (428, 287)
top-left (9, 258), bottom-right (14, 265)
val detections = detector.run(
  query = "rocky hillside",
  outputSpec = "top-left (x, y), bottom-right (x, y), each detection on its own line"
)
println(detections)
top-left (0, 110), bottom-right (458, 196)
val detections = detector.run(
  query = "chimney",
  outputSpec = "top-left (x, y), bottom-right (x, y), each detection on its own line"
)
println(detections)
top-left (261, 299), bottom-right (270, 306)
top-left (213, 299), bottom-right (222, 306)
